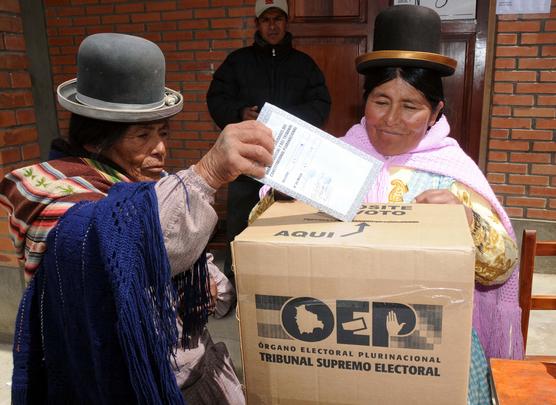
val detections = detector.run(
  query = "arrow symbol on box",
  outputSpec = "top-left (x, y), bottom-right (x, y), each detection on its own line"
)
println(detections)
top-left (340, 222), bottom-right (370, 237)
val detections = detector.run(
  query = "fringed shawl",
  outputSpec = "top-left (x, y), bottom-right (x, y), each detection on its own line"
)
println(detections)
top-left (6, 157), bottom-right (212, 403)
top-left (12, 182), bottom-right (188, 404)
top-left (342, 116), bottom-right (523, 359)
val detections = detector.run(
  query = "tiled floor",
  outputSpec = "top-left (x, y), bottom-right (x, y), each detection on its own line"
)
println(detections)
top-left (1, 267), bottom-right (554, 403)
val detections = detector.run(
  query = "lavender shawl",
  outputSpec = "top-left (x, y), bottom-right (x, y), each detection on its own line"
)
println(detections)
top-left (341, 116), bottom-right (523, 359)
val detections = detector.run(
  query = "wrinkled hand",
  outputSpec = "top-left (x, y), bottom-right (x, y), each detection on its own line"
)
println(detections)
top-left (196, 120), bottom-right (274, 189)
top-left (241, 105), bottom-right (259, 121)
top-left (386, 310), bottom-right (405, 337)
top-left (414, 189), bottom-right (473, 225)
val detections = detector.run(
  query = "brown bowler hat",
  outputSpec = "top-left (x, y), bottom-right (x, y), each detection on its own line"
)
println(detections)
top-left (356, 5), bottom-right (456, 77)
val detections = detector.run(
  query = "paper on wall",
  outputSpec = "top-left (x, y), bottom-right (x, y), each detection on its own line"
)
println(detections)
top-left (256, 103), bottom-right (383, 222)
top-left (496, 0), bottom-right (551, 14)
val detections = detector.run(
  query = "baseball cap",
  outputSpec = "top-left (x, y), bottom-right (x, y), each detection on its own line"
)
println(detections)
top-left (255, 0), bottom-right (288, 18)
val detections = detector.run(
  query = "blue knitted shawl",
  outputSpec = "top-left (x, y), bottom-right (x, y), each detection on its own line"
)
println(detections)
top-left (12, 181), bottom-right (207, 404)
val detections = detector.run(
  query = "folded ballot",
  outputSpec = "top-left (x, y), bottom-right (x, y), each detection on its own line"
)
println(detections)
top-left (257, 103), bottom-right (382, 221)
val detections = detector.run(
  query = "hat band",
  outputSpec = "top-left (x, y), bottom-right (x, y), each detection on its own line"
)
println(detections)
top-left (356, 50), bottom-right (457, 71)
top-left (76, 92), bottom-right (166, 111)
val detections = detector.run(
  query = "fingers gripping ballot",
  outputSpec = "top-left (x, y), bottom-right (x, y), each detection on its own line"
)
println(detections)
top-left (196, 121), bottom-right (274, 189)
top-left (231, 122), bottom-right (274, 175)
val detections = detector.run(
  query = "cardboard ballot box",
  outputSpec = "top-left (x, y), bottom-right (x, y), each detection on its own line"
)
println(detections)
top-left (232, 201), bottom-right (475, 405)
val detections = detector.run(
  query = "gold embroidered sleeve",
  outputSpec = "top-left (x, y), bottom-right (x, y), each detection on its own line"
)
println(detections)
top-left (248, 187), bottom-right (275, 225)
top-left (450, 182), bottom-right (518, 286)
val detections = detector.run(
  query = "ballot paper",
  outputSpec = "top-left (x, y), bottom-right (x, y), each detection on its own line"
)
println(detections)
top-left (256, 103), bottom-right (383, 222)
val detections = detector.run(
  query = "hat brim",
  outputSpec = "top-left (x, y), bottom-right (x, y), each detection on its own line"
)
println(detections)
top-left (57, 78), bottom-right (183, 123)
top-left (356, 50), bottom-right (456, 77)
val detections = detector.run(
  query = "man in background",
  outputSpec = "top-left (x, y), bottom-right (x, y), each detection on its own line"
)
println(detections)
top-left (207, 0), bottom-right (331, 281)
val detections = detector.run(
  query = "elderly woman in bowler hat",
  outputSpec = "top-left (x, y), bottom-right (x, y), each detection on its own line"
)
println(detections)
top-left (258, 5), bottom-right (520, 404)
top-left (1, 33), bottom-right (269, 404)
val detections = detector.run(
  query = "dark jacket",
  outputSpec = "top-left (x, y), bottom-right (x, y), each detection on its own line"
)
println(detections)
top-left (206, 32), bottom-right (331, 129)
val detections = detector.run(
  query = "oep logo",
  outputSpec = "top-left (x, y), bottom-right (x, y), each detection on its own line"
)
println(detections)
top-left (277, 296), bottom-right (443, 350)
top-left (281, 297), bottom-right (334, 342)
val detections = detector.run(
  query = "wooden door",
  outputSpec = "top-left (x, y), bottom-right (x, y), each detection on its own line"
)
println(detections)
top-left (289, 0), bottom-right (488, 162)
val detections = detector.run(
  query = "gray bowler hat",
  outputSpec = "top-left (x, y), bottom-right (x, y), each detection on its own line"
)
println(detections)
top-left (57, 33), bottom-right (183, 122)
